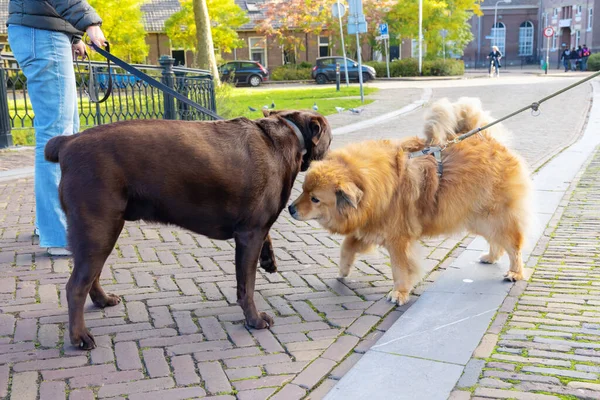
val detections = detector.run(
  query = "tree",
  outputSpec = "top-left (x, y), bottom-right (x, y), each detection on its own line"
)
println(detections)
top-left (193, 0), bottom-right (220, 84)
top-left (165, 0), bottom-right (249, 59)
top-left (88, 0), bottom-right (149, 62)
top-left (258, 0), bottom-right (396, 60)
top-left (387, 0), bottom-right (482, 58)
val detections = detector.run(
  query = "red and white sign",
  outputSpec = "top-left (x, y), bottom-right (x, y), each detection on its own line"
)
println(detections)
top-left (543, 26), bottom-right (555, 38)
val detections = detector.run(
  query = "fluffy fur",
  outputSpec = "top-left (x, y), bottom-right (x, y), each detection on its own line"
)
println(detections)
top-left (289, 97), bottom-right (532, 305)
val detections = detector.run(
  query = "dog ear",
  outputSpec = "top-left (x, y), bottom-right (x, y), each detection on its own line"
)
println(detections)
top-left (310, 116), bottom-right (325, 146)
top-left (336, 182), bottom-right (363, 212)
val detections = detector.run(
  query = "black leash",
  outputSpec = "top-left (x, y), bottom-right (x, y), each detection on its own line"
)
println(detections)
top-left (75, 42), bottom-right (112, 103)
top-left (85, 42), bottom-right (223, 120)
top-left (448, 69), bottom-right (600, 146)
top-left (411, 69), bottom-right (600, 175)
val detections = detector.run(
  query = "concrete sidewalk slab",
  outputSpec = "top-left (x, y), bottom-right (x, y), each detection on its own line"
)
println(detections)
top-left (325, 81), bottom-right (600, 400)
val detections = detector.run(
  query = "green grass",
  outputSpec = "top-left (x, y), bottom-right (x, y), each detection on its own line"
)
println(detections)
top-left (217, 85), bottom-right (377, 119)
top-left (10, 85), bottom-right (378, 146)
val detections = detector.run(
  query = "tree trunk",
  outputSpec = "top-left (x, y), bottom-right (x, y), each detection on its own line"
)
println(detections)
top-left (192, 0), bottom-right (220, 86)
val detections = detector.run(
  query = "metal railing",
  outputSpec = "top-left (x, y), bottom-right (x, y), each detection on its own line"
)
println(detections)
top-left (0, 48), bottom-right (218, 148)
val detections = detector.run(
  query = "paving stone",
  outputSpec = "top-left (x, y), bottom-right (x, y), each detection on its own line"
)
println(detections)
top-left (39, 381), bottom-right (65, 400)
top-left (345, 315), bottom-right (380, 338)
top-left (10, 371), bottom-right (38, 400)
top-left (225, 366), bottom-right (263, 381)
top-left (292, 358), bottom-right (337, 389)
top-left (270, 383), bottom-right (306, 400)
top-left (457, 359), bottom-right (485, 388)
top-left (329, 353), bottom-right (362, 380)
top-left (97, 377), bottom-right (175, 398)
top-left (115, 342), bottom-right (142, 370)
top-left (232, 374), bottom-right (294, 391)
top-left (142, 348), bottom-right (170, 378)
top-left (321, 335), bottom-right (360, 362)
top-left (473, 387), bottom-right (560, 399)
top-left (521, 365), bottom-right (597, 380)
top-left (128, 387), bottom-right (207, 400)
top-left (198, 361), bottom-right (232, 394)
top-left (172, 354), bottom-right (200, 385)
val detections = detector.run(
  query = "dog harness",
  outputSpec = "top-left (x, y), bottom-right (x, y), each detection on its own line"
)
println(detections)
top-left (409, 146), bottom-right (443, 177)
top-left (284, 118), bottom-right (307, 155)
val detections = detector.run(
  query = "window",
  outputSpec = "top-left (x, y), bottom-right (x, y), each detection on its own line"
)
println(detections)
top-left (553, 8), bottom-right (559, 16)
top-left (246, 2), bottom-right (259, 12)
top-left (491, 22), bottom-right (506, 55)
top-left (171, 50), bottom-right (186, 66)
top-left (249, 37), bottom-right (266, 66)
top-left (318, 36), bottom-right (330, 57)
top-left (283, 45), bottom-right (296, 64)
top-left (577, 5), bottom-right (583, 15)
top-left (589, 8), bottom-right (593, 30)
top-left (519, 21), bottom-right (534, 56)
top-left (576, 30), bottom-right (581, 46)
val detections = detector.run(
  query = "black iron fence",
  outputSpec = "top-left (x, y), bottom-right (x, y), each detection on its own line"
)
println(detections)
top-left (0, 48), bottom-right (218, 148)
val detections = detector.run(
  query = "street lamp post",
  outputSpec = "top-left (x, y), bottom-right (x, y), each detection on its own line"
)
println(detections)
top-left (418, 0), bottom-right (423, 74)
top-left (493, 0), bottom-right (512, 49)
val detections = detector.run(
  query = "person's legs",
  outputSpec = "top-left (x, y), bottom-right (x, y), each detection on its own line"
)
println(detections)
top-left (583, 57), bottom-right (588, 71)
top-left (8, 25), bottom-right (77, 249)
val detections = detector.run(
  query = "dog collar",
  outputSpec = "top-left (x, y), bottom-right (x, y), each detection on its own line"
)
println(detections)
top-left (284, 118), bottom-right (307, 155)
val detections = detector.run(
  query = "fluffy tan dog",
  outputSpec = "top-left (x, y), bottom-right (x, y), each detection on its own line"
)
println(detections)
top-left (288, 97), bottom-right (532, 305)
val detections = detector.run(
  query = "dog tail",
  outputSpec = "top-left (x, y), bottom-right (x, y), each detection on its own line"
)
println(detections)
top-left (423, 98), bottom-right (458, 145)
top-left (44, 135), bottom-right (74, 163)
top-left (424, 97), bottom-right (511, 147)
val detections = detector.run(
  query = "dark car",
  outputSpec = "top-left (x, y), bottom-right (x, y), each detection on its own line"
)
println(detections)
top-left (218, 60), bottom-right (269, 87)
top-left (312, 56), bottom-right (376, 84)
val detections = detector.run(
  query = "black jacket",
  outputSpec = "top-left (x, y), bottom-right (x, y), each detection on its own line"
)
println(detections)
top-left (7, 0), bottom-right (102, 42)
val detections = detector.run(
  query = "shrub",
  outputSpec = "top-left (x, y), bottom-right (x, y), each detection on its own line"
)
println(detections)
top-left (366, 58), bottom-right (464, 77)
top-left (587, 53), bottom-right (600, 71)
top-left (270, 65), bottom-right (312, 81)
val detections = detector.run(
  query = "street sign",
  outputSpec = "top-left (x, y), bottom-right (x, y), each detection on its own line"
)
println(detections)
top-left (379, 23), bottom-right (389, 36)
top-left (347, 14), bottom-right (367, 34)
top-left (332, 2), bottom-right (346, 18)
top-left (440, 29), bottom-right (448, 39)
top-left (543, 26), bottom-right (555, 37)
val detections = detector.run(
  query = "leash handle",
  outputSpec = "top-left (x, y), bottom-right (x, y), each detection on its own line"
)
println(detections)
top-left (75, 40), bottom-right (112, 104)
top-left (89, 42), bottom-right (223, 120)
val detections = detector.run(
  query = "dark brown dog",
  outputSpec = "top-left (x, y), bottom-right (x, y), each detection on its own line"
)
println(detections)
top-left (45, 110), bottom-right (332, 349)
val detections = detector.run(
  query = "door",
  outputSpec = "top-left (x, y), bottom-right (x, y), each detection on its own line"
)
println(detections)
top-left (239, 62), bottom-right (257, 83)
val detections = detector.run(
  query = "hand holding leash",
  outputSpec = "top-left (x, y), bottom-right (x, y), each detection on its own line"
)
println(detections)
top-left (72, 41), bottom-right (87, 60)
top-left (86, 25), bottom-right (107, 49)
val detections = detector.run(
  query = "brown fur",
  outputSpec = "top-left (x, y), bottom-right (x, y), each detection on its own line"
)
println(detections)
top-left (289, 97), bottom-right (531, 305)
top-left (45, 109), bottom-right (332, 349)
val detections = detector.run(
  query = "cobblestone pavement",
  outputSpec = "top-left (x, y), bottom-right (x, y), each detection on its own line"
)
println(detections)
top-left (0, 77), bottom-right (593, 400)
top-left (452, 147), bottom-right (600, 400)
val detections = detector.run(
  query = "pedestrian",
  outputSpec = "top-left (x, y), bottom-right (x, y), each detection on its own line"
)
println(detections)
top-left (570, 47), bottom-right (579, 71)
top-left (561, 47), bottom-right (571, 72)
top-left (577, 45), bottom-right (583, 70)
top-left (7, 1), bottom-right (107, 256)
top-left (582, 44), bottom-right (591, 71)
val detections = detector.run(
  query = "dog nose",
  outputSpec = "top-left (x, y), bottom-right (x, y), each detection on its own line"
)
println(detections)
top-left (288, 204), bottom-right (297, 218)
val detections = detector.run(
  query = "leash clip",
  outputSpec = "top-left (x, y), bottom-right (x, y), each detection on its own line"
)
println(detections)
top-left (531, 102), bottom-right (541, 117)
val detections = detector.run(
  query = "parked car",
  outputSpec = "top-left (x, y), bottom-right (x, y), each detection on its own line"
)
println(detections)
top-left (218, 60), bottom-right (269, 87)
top-left (312, 57), bottom-right (376, 84)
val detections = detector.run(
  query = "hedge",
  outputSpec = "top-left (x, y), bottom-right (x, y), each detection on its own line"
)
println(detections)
top-left (270, 64), bottom-right (312, 81)
top-left (587, 53), bottom-right (600, 71)
top-left (365, 58), bottom-right (464, 77)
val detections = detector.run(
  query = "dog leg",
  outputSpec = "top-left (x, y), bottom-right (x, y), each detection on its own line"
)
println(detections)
top-left (479, 242), bottom-right (505, 264)
top-left (339, 236), bottom-right (374, 278)
top-left (386, 240), bottom-right (420, 305)
top-left (66, 212), bottom-right (124, 350)
top-left (258, 233), bottom-right (277, 273)
top-left (235, 230), bottom-right (274, 329)
top-left (503, 232), bottom-right (525, 282)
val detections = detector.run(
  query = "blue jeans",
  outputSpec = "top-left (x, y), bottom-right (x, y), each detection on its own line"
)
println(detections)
top-left (8, 25), bottom-right (79, 247)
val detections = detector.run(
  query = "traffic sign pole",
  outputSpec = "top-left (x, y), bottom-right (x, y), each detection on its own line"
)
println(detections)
top-left (334, 2), bottom-right (350, 86)
top-left (380, 23), bottom-right (391, 78)
top-left (543, 26), bottom-right (554, 76)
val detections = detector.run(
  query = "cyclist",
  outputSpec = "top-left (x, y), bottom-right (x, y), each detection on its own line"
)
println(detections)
top-left (487, 46), bottom-right (503, 77)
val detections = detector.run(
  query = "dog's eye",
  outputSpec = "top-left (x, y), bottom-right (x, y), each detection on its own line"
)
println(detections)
top-left (311, 196), bottom-right (320, 204)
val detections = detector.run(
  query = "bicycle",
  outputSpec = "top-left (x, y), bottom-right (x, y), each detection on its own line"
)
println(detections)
top-left (489, 58), bottom-right (500, 78)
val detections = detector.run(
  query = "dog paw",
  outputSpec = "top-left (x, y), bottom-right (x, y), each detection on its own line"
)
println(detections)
top-left (246, 312), bottom-right (274, 330)
top-left (70, 328), bottom-right (96, 350)
top-left (259, 258), bottom-right (277, 273)
top-left (387, 290), bottom-right (409, 305)
top-left (504, 271), bottom-right (524, 282)
top-left (92, 293), bottom-right (121, 308)
top-left (479, 254), bottom-right (498, 264)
